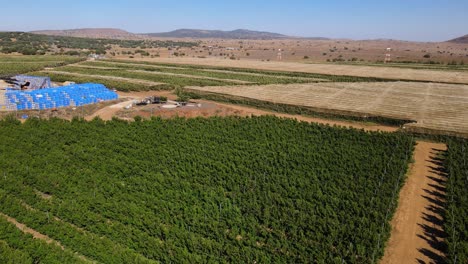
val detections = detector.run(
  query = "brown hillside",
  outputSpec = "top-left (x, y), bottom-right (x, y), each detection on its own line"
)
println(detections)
top-left (30, 28), bottom-right (141, 40)
top-left (448, 34), bottom-right (468, 44)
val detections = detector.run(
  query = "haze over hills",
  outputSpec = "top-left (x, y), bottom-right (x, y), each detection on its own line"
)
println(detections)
top-left (448, 34), bottom-right (468, 44)
top-left (145, 29), bottom-right (292, 39)
top-left (27, 28), bottom-right (467, 43)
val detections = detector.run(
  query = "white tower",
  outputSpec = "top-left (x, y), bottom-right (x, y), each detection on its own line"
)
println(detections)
top-left (277, 49), bottom-right (282, 60)
top-left (384, 47), bottom-right (392, 63)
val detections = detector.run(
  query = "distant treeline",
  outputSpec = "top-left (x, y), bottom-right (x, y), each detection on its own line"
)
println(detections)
top-left (0, 32), bottom-right (198, 55)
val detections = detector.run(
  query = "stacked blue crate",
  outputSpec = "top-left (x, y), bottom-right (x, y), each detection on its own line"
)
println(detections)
top-left (5, 83), bottom-right (118, 111)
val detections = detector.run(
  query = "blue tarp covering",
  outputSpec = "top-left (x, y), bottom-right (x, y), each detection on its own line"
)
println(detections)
top-left (5, 83), bottom-right (118, 110)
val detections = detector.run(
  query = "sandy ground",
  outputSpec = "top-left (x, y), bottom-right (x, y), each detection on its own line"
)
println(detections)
top-left (106, 90), bottom-right (397, 132)
top-left (85, 100), bottom-right (134, 121)
top-left (381, 141), bottom-right (447, 264)
top-left (130, 57), bottom-right (468, 84)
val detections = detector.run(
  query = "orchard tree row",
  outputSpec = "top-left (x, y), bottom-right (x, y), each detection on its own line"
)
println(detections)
top-left (0, 116), bottom-right (414, 263)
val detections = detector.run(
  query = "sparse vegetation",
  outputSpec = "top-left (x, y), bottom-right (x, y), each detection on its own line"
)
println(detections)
top-left (0, 32), bottom-right (197, 56)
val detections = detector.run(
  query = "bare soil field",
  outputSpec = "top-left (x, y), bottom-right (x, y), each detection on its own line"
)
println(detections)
top-left (126, 57), bottom-right (468, 84)
top-left (381, 142), bottom-right (447, 264)
top-left (187, 81), bottom-right (468, 136)
top-left (114, 38), bottom-right (468, 64)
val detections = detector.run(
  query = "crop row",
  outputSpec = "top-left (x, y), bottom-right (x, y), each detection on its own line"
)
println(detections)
top-left (0, 215), bottom-right (85, 263)
top-left (444, 138), bottom-right (468, 264)
top-left (105, 59), bottom-right (392, 82)
top-left (0, 56), bottom-right (84, 77)
top-left (50, 66), bottom-right (238, 88)
top-left (78, 61), bottom-right (326, 84)
top-left (0, 116), bottom-right (414, 263)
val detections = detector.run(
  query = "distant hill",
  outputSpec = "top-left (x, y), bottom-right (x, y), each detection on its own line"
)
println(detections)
top-left (448, 34), bottom-right (468, 44)
top-left (145, 29), bottom-right (291, 39)
top-left (30, 28), bottom-right (140, 39)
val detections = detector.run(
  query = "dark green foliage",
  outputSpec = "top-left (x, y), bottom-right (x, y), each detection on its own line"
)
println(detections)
top-left (0, 217), bottom-right (85, 263)
top-left (0, 56), bottom-right (84, 78)
top-left (444, 138), bottom-right (468, 263)
top-left (0, 32), bottom-right (197, 55)
top-left (0, 116), bottom-right (414, 263)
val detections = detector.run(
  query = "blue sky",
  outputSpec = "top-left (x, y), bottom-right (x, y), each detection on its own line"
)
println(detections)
top-left (1, 0), bottom-right (467, 42)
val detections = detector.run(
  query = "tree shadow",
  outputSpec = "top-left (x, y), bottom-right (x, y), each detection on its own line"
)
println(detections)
top-left (428, 183), bottom-right (446, 193)
top-left (422, 195), bottom-right (445, 208)
top-left (423, 188), bottom-right (446, 200)
top-left (426, 157), bottom-right (444, 167)
top-left (427, 176), bottom-right (446, 185)
top-left (425, 204), bottom-right (444, 218)
top-left (428, 165), bottom-right (448, 175)
top-left (417, 248), bottom-right (446, 264)
top-left (416, 148), bottom-right (448, 264)
top-left (423, 213), bottom-right (444, 229)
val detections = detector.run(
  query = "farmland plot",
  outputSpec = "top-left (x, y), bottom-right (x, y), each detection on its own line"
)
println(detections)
top-left (187, 82), bottom-right (468, 136)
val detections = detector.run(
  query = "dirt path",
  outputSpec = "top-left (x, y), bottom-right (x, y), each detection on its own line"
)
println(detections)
top-left (0, 212), bottom-right (96, 263)
top-left (0, 212), bottom-right (64, 249)
top-left (86, 100), bottom-right (134, 121)
top-left (381, 141), bottom-right (447, 264)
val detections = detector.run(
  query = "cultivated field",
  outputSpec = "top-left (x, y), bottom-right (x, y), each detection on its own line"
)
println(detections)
top-left (187, 82), bottom-right (468, 136)
top-left (0, 55), bottom-right (84, 77)
top-left (0, 116), bottom-right (414, 263)
top-left (28, 59), bottom-right (384, 92)
top-left (136, 57), bottom-right (468, 84)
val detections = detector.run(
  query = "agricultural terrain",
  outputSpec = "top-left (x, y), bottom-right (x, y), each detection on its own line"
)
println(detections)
top-left (23, 58), bottom-right (468, 136)
top-left (0, 55), bottom-right (84, 78)
top-left (0, 54), bottom-right (467, 263)
top-left (0, 116), bottom-right (415, 263)
top-left (187, 82), bottom-right (468, 137)
top-left (134, 57), bottom-right (468, 84)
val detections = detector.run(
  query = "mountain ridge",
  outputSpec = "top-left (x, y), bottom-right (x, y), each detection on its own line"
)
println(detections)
top-left (144, 29), bottom-right (293, 39)
top-left (448, 34), bottom-right (468, 44)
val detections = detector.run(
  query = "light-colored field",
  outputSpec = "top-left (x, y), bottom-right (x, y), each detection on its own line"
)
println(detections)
top-left (43, 71), bottom-right (165, 86)
top-left (133, 57), bottom-right (468, 84)
top-left (187, 81), bottom-right (468, 136)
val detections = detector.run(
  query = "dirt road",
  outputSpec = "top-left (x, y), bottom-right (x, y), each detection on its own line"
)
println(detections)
top-left (381, 141), bottom-right (447, 264)
top-left (85, 100), bottom-right (134, 121)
